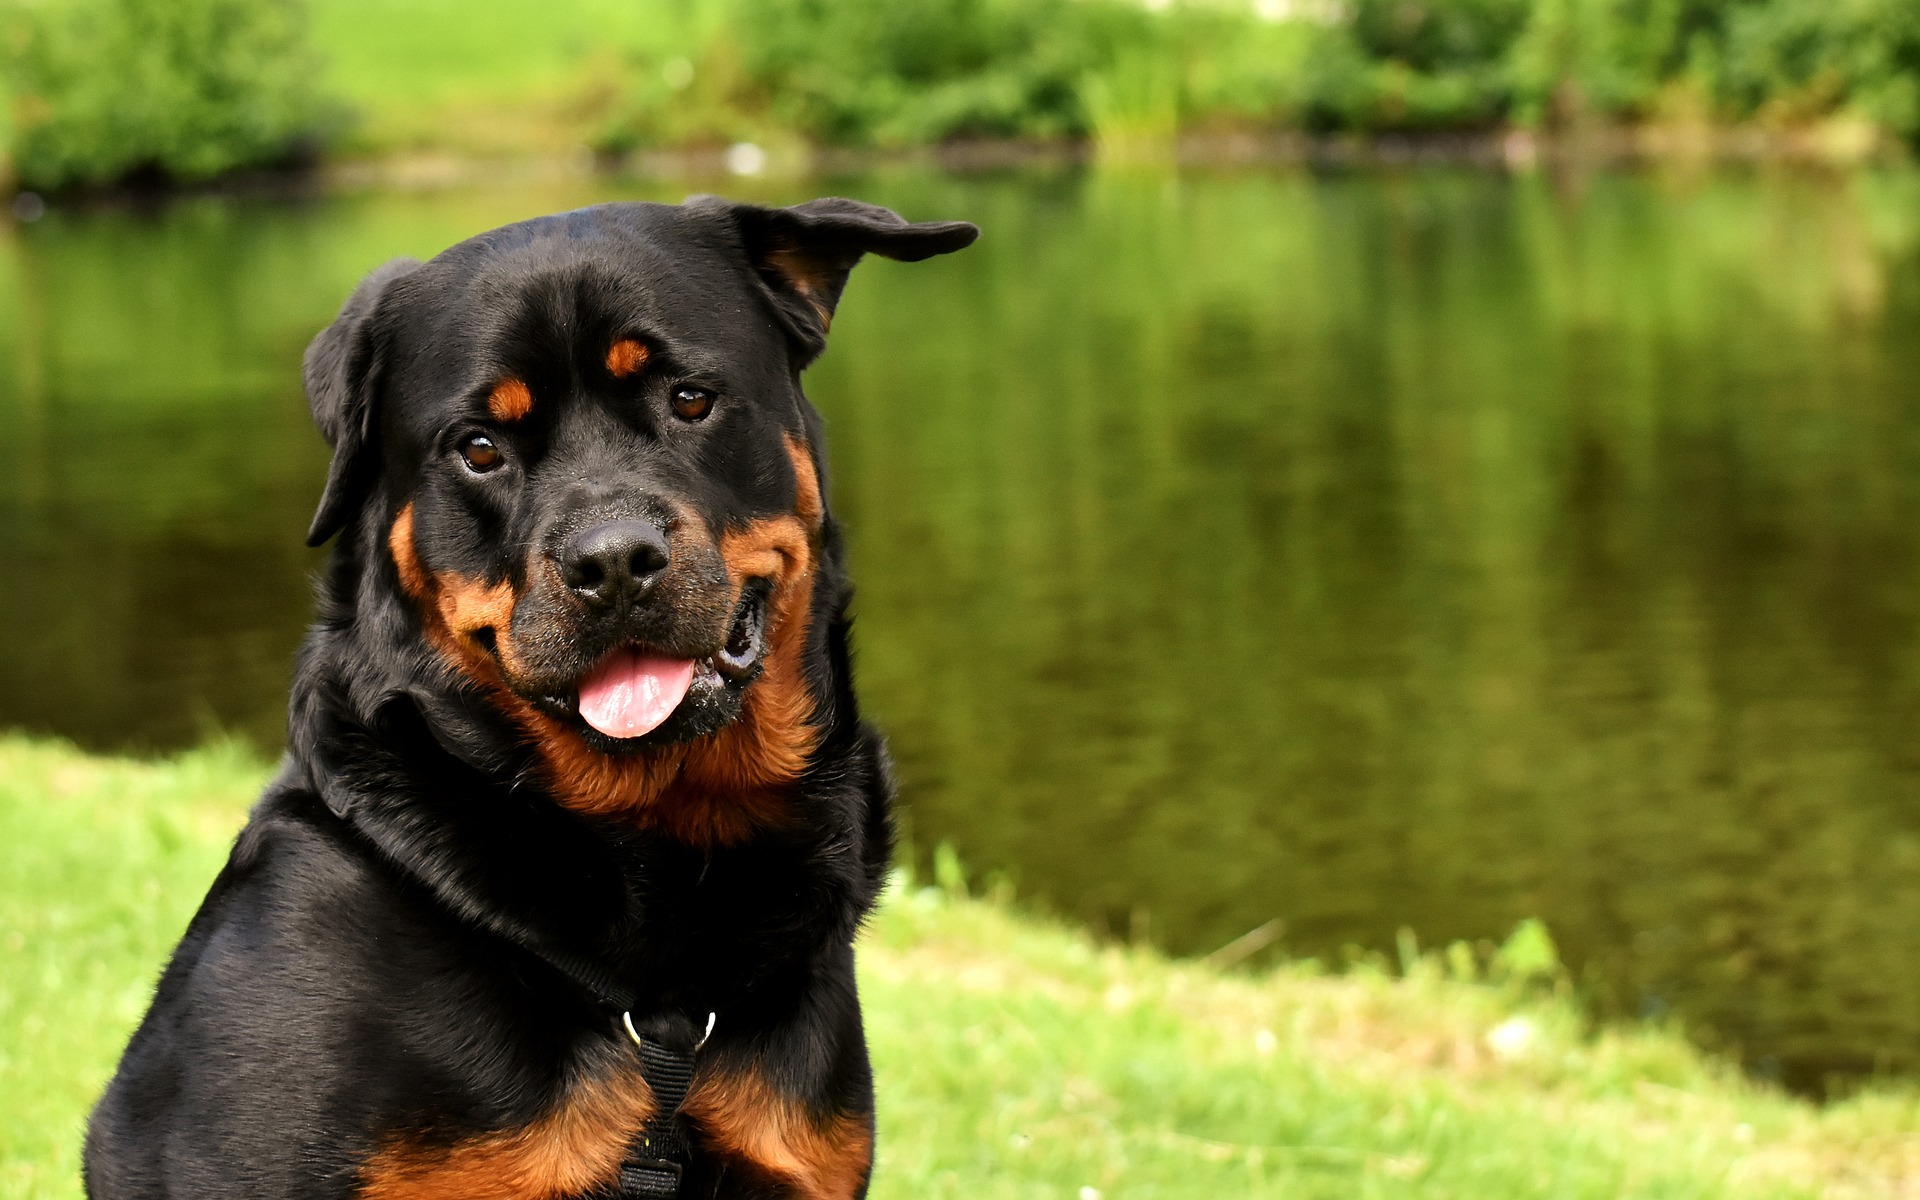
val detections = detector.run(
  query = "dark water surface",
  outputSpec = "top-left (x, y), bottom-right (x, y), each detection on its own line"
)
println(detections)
top-left (6, 165), bottom-right (1920, 1089)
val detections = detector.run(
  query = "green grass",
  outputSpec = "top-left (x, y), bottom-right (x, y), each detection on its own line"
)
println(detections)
top-left (2, 735), bottom-right (1915, 1199)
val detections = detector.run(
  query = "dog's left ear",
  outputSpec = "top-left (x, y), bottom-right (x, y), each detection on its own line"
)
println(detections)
top-left (700, 196), bottom-right (978, 364)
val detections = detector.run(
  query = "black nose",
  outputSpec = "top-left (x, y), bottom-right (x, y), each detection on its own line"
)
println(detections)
top-left (560, 520), bottom-right (671, 611)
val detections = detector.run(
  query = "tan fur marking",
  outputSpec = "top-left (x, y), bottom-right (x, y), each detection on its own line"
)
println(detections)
top-left (605, 338), bottom-right (650, 378)
top-left (786, 433), bottom-right (824, 528)
top-left (764, 248), bottom-right (835, 329)
top-left (488, 378), bottom-right (534, 423)
top-left (391, 504), bottom-right (517, 671)
top-left (390, 505), bottom-right (430, 600)
top-left (357, 1071), bottom-right (654, 1200)
top-left (437, 573), bottom-right (516, 649)
top-left (669, 435), bottom-right (824, 811)
top-left (685, 1070), bottom-right (872, 1200)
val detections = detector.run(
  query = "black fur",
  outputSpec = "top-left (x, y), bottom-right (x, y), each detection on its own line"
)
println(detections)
top-left (83, 197), bottom-right (978, 1199)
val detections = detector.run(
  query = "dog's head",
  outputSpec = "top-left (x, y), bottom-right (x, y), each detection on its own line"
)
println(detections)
top-left (303, 197), bottom-right (975, 833)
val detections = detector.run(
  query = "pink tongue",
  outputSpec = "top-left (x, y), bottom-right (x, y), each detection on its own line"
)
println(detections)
top-left (575, 651), bottom-right (696, 740)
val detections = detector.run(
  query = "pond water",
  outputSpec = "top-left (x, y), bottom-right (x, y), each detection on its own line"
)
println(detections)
top-left (5, 163), bottom-right (1920, 1091)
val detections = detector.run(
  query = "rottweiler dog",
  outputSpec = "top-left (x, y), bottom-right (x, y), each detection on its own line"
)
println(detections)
top-left (83, 196), bottom-right (977, 1199)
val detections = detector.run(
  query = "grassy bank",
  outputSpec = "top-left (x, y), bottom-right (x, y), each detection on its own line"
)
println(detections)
top-left (1, 735), bottom-right (1916, 1198)
top-left (5, 0), bottom-right (1918, 191)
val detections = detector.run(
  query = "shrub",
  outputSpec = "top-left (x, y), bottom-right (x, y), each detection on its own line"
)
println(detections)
top-left (727, 0), bottom-right (1096, 146)
top-left (1505, 0), bottom-right (1689, 125)
top-left (1718, 0), bottom-right (1920, 136)
top-left (594, 38), bottom-right (767, 156)
top-left (590, 0), bottom-right (1920, 152)
top-left (5, 0), bottom-right (330, 190)
top-left (21, 0), bottom-right (1920, 182)
top-left (1350, 0), bottom-right (1533, 74)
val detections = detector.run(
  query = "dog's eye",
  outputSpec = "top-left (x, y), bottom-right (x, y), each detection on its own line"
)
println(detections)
top-left (671, 387), bottom-right (714, 423)
top-left (458, 435), bottom-right (504, 473)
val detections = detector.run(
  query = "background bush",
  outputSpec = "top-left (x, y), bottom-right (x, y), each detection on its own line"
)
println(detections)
top-left (7, 0), bottom-right (1920, 192)
top-left (1719, 0), bottom-right (1920, 136)
top-left (735, 0), bottom-right (1093, 145)
top-left (4, 0), bottom-right (328, 190)
top-left (594, 0), bottom-right (1920, 152)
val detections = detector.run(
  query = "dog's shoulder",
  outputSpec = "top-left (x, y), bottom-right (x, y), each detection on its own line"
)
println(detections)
top-left (88, 772), bottom-right (605, 1199)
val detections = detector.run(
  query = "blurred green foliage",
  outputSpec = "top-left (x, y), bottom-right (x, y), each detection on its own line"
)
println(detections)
top-left (3, 0), bottom-right (329, 190)
top-left (1718, 0), bottom-right (1920, 134)
top-left (5, 0), bottom-right (1920, 192)
top-left (595, 0), bottom-right (1920, 150)
top-left (736, 0), bottom-right (1088, 145)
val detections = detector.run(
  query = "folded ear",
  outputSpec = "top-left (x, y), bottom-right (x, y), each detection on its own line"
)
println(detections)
top-left (304, 258), bottom-right (420, 547)
top-left (698, 196), bottom-right (978, 364)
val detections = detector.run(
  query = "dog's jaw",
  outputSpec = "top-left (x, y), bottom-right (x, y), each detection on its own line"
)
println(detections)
top-left (384, 436), bottom-right (826, 846)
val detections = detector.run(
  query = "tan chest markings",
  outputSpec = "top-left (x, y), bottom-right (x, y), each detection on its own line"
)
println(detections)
top-left (357, 1063), bottom-right (870, 1200)
top-left (684, 1068), bottom-right (873, 1200)
top-left (356, 1071), bottom-right (654, 1200)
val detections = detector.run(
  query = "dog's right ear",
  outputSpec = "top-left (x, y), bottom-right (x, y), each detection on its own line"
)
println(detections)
top-left (691, 196), bottom-right (978, 367)
top-left (304, 258), bottom-right (421, 547)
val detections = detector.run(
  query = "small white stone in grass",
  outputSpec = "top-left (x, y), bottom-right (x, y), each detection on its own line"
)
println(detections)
top-left (1009, 1133), bottom-right (1031, 1150)
top-left (1734, 1123), bottom-right (1755, 1144)
top-left (1485, 1016), bottom-right (1538, 1061)
top-left (1254, 1028), bottom-right (1278, 1056)
top-left (1080, 1188), bottom-right (1102, 1200)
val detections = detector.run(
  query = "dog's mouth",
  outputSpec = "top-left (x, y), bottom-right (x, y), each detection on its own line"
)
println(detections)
top-left (547, 583), bottom-right (768, 744)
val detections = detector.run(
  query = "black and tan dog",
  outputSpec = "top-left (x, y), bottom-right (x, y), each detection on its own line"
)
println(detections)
top-left (83, 197), bottom-right (977, 1199)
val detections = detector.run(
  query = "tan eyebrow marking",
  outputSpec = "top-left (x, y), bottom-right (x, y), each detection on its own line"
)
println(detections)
top-left (606, 339), bottom-right (650, 379)
top-left (487, 378), bottom-right (533, 422)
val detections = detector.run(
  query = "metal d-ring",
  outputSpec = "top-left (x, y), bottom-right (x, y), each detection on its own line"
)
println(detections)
top-left (623, 1010), bottom-right (718, 1052)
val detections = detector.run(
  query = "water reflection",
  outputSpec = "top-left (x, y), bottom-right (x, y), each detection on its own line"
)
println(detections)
top-left (3, 165), bottom-right (1918, 1089)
